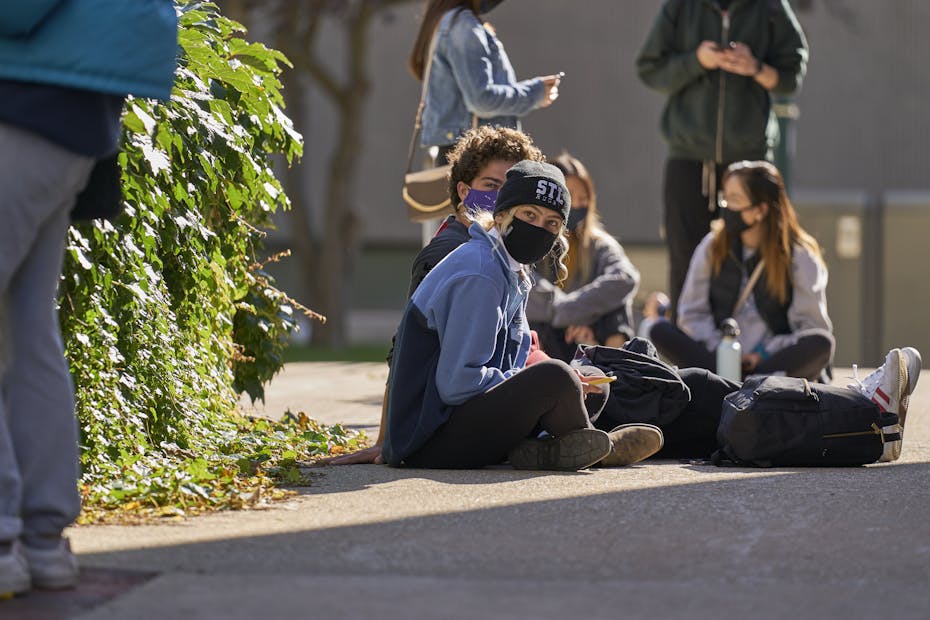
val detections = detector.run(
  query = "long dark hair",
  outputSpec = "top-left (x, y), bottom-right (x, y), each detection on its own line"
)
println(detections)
top-left (408, 0), bottom-right (481, 81)
top-left (711, 160), bottom-right (823, 304)
top-left (551, 152), bottom-right (608, 284)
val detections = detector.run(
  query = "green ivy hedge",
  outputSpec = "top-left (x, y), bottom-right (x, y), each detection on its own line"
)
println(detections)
top-left (58, 2), bottom-right (355, 521)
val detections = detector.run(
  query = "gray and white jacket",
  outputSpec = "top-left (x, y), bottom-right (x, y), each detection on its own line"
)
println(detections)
top-left (678, 232), bottom-right (832, 355)
top-left (526, 231), bottom-right (640, 328)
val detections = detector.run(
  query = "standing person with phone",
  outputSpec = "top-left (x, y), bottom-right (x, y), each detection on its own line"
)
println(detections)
top-left (636, 0), bottom-right (808, 322)
top-left (409, 0), bottom-right (562, 167)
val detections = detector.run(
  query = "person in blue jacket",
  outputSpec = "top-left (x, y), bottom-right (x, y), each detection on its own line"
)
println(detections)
top-left (382, 161), bottom-right (664, 470)
top-left (408, 0), bottom-right (562, 164)
top-left (322, 125), bottom-right (546, 466)
top-left (0, 0), bottom-right (177, 597)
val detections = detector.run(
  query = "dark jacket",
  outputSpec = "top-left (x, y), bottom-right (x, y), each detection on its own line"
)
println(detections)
top-left (407, 215), bottom-right (471, 298)
top-left (709, 237), bottom-right (791, 335)
top-left (526, 230), bottom-right (640, 331)
top-left (636, 0), bottom-right (807, 162)
top-left (383, 225), bottom-right (531, 465)
top-left (387, 215), bottom-right (471, 367)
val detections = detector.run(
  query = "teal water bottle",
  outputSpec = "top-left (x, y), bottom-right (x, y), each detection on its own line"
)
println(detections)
top-left (716, 318), bottom-right (742, 382)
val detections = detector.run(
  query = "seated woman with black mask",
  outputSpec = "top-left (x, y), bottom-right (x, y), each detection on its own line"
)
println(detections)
top-left (646, 160), bottom-right (834, 381)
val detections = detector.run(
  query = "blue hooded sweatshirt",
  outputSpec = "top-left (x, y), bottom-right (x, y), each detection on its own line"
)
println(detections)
top-left (382, 224), bottom-right (531, 465)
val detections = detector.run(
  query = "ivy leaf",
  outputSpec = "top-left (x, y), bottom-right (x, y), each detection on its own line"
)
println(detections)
top-left (59, 0), bottom-right (328, 525)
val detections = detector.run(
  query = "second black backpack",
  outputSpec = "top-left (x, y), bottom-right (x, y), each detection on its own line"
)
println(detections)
top-left (714, 375), bottom-right (898, 467)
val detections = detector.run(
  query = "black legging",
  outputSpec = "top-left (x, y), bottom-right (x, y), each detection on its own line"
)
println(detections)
top-left (663, 159), bottom-right (726, 322)
top-left (657, 368), bottom-right (740, 458)
top-left (405, 360), bottom-right (600, 469)
top-left (649, 319), bottom-right (834, 381)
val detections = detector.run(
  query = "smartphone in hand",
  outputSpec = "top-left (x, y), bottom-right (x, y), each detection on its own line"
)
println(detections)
top-left (583, 375), bottom-right (617, 386)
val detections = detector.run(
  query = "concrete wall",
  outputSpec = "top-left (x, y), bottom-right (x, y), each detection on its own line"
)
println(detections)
top-left (882, 192), bottom-right (930, 359)
top-left (792, 190), bottom-right (876, 365)
top-left (263, 1), bottom-right (930, 355)
top-left (282, 0), bottom-right (930, 245)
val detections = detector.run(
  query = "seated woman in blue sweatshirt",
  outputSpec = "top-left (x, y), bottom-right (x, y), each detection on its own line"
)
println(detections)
top-left (382, 161), bottom-right (663, 470)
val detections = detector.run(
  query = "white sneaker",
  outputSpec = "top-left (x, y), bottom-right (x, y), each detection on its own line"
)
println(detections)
top-left (21, 537), bottom-right (79, 590)
top-left (0, 542), bottom-right (30, 598)
top-left (849, 347), bottom-right (922, 461)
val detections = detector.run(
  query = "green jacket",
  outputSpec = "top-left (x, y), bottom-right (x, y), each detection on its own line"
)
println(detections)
top-left (636, 0), bottom-right (808, 163)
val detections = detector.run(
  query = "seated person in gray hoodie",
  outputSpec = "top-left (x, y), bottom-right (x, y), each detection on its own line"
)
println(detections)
top-left (527, 152), bottom-right (640, 362)
top-left (646, 161), bottom-right (834, 381)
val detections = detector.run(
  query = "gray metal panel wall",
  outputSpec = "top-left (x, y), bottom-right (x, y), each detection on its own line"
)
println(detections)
top-left (882, 191), bottom-right (930, 358)
top-left (268, 1), bottom-right (930, 345)
top-left (337, 1), bottom-right (930, 247)
top-left (792, 189), bottom-right (872, 366)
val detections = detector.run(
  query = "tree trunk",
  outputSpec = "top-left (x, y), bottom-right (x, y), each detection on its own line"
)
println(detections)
top-left (278, 69), bottom-right (324, 323)
top-left (310, 9), bottom-right (371, 348)
top-left (218, 0), bottom-right (413, 348)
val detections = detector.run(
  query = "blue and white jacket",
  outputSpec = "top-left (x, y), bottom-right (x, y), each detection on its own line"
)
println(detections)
top-left (382, 225), bottom-right (532, 465)
top-left (421, 8), bottom-right (547, 147)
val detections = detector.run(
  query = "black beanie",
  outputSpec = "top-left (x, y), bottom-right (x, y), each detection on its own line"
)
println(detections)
top-left (493, 160), bottom-right (571, 220)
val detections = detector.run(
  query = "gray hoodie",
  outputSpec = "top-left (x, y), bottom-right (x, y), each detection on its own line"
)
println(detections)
top-left (678, 231), bottom-right (832, 355)
top-left (526, 231), bottom-right (640, 328)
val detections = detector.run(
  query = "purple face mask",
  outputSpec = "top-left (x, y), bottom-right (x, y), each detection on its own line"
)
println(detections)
top-left (461, 188), bottom-right (499, 213)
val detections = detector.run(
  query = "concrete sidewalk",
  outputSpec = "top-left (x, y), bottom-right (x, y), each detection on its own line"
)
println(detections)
top-left (8, 362), bottom-right (930, 619)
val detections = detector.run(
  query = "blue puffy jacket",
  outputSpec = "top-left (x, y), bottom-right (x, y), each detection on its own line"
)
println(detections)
top-left (0, 0), bottom-right (177, 100)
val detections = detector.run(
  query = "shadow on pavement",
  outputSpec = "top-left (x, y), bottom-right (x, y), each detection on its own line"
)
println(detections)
top-left (73, 462), bottom-right (930, 611)
top-left (1, 567), bottom-right (156, 620)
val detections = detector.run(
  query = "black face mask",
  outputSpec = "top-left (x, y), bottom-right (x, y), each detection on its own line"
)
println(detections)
top-left (502, 217), bottom-right (558, 264)
top-left (566, 207), bottom-right (588, 233)
top-left (721, 207), bottom-right (755, 235)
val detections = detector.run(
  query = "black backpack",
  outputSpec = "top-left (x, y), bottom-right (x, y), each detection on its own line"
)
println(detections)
top-left (578, 339), bottom-right (691, 427)
top-left (713, 375), bottom-right (898, 467)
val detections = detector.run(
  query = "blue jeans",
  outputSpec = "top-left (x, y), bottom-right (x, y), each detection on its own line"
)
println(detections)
top-left (0, 123), bottom-right (94, 542)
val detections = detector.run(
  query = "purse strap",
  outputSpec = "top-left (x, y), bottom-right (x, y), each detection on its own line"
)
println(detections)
top-left (405, 27), bottom-right (439, 174)
top-left (405, 13), bottom-right (478, 173)
top-left (733, 259), bottom-right (765, 316)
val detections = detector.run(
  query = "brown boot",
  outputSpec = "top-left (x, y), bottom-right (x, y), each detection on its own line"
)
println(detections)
top-left (599, 424), bottom-right (664, 467)
top-left (508, 429), bottom-right (611, 471)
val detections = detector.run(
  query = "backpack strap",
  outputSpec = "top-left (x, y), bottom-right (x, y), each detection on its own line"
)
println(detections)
top-left (711, 448), bottom-right (771, 468)
top-left (732, 259), bottom-right (765, 317)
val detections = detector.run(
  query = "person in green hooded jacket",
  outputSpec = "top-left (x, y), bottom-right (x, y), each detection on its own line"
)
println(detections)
top-left (636, 0), bottom-right (807, 322)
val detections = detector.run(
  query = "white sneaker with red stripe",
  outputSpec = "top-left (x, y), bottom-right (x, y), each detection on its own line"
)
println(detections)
top-left (849, 347), bottom-right (922, 462)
